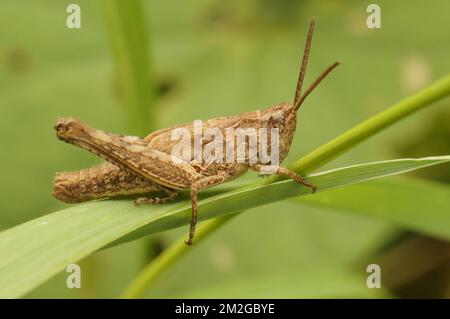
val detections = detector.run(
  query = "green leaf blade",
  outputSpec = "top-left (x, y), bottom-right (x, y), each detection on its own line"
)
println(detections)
top-left (100, 0), bottom-right (154, 135)
top-left (0, 156), bottom-right (448, 298)
top-left (298, 177), bottom-right (450, 241)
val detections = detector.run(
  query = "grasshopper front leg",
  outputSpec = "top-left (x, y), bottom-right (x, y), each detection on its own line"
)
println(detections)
top-left (250, 164), bottom-right (317, 194)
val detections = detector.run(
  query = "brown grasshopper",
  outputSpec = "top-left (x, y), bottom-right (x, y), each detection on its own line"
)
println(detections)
top-left (53, 18), bottom-right (339, 245)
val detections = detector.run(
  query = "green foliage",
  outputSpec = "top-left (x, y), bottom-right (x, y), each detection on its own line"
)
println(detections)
top-left (0, 0), bottom-right (449, 299)
top-left (119, 157), bottom-right (450, 298)
top-left (100, 0), bottom-right (155, 134)
top-left (299, 178), bottom-right (450, 240)
top-left (0, 156), bottom-right (448, 298)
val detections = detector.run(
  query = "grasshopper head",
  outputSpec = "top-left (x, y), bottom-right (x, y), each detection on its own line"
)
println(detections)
top-left (260, 102), bottom-right (297, 162)
top-left (262, 18), bottom-right (340, 161)
top-left (261, 103), bottom-right (295, 128)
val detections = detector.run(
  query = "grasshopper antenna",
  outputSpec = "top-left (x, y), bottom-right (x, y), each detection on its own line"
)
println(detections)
top-left (294, 61), bottom-right (340, 111)
top-left (293, 17), bottom-right (316, 108)
top-left (293, 18), bottom-right (340, 111)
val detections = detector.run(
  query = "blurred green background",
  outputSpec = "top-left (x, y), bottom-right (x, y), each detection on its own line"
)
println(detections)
top-left (0, 0), bottom-right (449, 298)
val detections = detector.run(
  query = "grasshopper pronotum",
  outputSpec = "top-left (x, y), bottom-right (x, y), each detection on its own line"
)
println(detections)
top-left (53, 18), bottom-right (339, 245)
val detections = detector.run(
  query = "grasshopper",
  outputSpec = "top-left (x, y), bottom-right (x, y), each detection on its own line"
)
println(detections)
top-left (53, 18), bottom-right (339, 245)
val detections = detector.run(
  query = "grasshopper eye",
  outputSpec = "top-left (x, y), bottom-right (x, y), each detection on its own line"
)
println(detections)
top-left (269, 110), bottom-right (285, 125)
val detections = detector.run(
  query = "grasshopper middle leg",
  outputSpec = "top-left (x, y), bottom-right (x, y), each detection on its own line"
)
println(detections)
top-left (186, 171), bottom-right (233, 245)
top-left (134, 188), bottom-right (179, 205)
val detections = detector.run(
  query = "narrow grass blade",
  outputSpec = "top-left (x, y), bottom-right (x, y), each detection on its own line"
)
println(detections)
top-left (120, 156), bottom-right (450, 297)
top-left (0, 156), bottom-right (448, 298)
top-left (297, 178), bottom-right (450, 241)
top-left (100, 0), bottom-right (154, 135)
